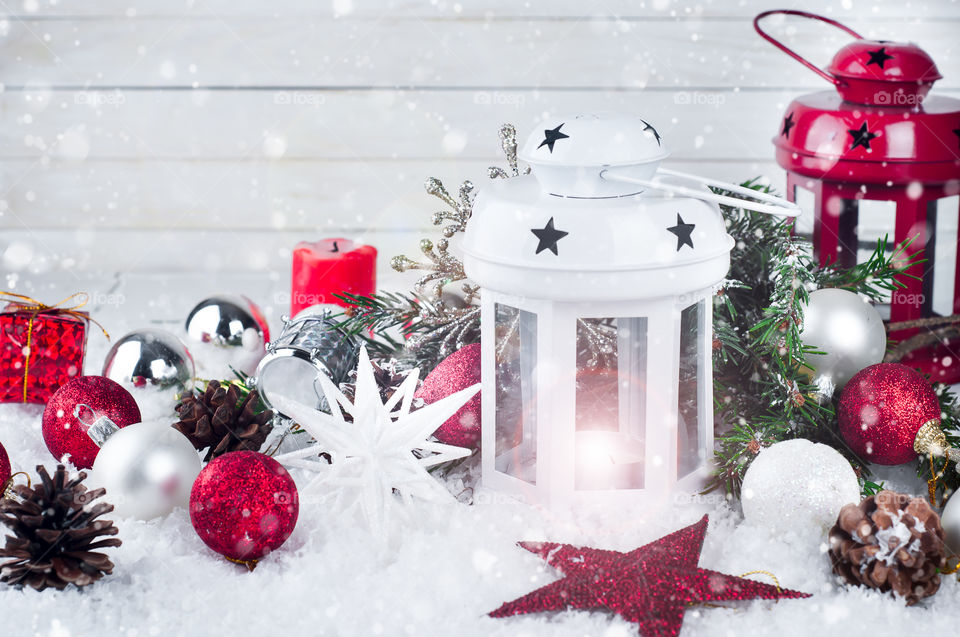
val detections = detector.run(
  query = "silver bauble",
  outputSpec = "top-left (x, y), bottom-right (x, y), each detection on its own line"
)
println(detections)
top-left (90, 421), bottom-right (202, 520)
top-left (185, 295), bottom-right (267, 349)
top-left (103, 328), bottom-right (195, 391)
top-left (941, 493), bottom-right (960, 556)
top-left (799, 288), bottom-right (887, 391)
top-left (184, 296), bottom-right (268, 375)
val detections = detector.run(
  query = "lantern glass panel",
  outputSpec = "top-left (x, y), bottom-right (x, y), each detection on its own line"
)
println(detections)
top-left (574, 317), bottom-right (647, 491)
top-left (677, 301), bottom-right (706, 479)
top-left (930, 196), bottom-right (959, 317)
top-left (494, 303), bottom-right (538, 484)
top-left (855, 200), bottom-right (897, 305)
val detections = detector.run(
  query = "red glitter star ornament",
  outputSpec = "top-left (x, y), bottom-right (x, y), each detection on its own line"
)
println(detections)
top-left (490, 515), bottom-right (810, 637)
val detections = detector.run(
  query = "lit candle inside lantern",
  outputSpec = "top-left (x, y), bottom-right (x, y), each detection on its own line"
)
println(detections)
top-left (291, 238), bottom-right (377, 317)
top-left (574, 430), bottom-right (645, 491)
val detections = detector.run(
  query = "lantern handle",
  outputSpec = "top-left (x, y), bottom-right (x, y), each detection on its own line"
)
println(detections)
top-left (753, 10), bottom-right (863, 87)
top-left (599, 167), bottom-right (801, 218)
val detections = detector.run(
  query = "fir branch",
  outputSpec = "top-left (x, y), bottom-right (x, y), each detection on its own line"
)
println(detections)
top-left (814, 236), bottom-right (922, 301)
top-left (333, 291), bottom-right (480, 371)
top-left (708, 179), bottom-right (917, 496)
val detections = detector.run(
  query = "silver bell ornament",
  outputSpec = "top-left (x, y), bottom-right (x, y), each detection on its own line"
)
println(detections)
top-left (184, 295), bottom-right (268, 376)
top-left (254, 306), bottom-right (359, 415)
top-left (102, 328), bottom-right (195, 392)
top-left (799, 288), bottom-right (886, 393)
top-left (77, 404), bottom-right (202, 520)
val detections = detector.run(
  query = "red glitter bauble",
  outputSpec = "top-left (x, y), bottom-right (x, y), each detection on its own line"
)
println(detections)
top-left (0, 441), bottom-right (10, 485)
top-left (415, 343), bottom-right (482, 448)
top-left (42, 375), bottom-right (141, 469)
top-left (189, 451), bottom-right (299, 563)
top-left (837, 363), bottom-right (940, 465)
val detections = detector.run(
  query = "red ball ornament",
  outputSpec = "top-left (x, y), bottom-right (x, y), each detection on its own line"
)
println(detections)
top-left (190, 451), bottom-right (299, 564)
top-left (415, 343), bottom-right (482, 448)
top-left (837, 363), bottom-right (941, 465)
top-left (0, 441), bottom-right (10, 486)
top-left (42, 375), bottom-right (141, 469)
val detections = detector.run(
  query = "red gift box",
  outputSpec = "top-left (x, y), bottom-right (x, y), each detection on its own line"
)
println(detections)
top-left (0, 298), bottom-right (89, 404)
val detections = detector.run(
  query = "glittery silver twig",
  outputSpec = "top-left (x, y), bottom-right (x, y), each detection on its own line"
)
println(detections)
top-left (488, 124), bottom-right (530, 180)
top-left (577, 318), bottom-right (618, 369)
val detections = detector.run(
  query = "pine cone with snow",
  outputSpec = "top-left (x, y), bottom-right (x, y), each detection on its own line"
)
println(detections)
top-left (828, 490), bottom-right (947, 605)
top-left (0, 465), bottom-right (121, 591)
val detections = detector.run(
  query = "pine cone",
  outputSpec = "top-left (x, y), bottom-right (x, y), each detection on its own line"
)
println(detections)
top-left (0, 465), bottom-right (121, 591)
top-left (174, 381), bottom-right (274, 461)
top-left (340, 358), bottom-right (417, 407)
top-left (828, 490), bottom-right (947, 605)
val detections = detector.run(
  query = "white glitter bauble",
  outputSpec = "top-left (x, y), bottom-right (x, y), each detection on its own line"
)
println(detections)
top-left (741, 438), bottom-right (860, 534)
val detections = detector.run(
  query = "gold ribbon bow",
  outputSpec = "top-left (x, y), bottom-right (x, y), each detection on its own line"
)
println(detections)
top-left (1, 291), bottom-right (109, 402)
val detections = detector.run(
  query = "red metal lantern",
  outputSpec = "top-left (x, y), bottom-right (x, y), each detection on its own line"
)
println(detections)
top-left (756, 10), bottom-right (960, 382)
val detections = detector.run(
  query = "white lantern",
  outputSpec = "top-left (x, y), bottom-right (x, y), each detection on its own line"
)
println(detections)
top-left (462, 112), bottom-right (798, 509)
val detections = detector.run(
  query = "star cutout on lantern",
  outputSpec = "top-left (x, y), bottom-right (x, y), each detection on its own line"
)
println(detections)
top-left (271, 347), bottom-right (477, 534)
top-left (641, 119), bottom-right (662, 146)
top-left (537, 123), bottom-right (569, 153)
top-left (666, 214), bottom-right (695, 251)
top-left (489, 516), bottom-right (810, 637)
top-left (781, 112), bottom-right (795, 138)
top-left (531, 217), bottom-right (569, 256)
top-left (847, 122), bottom-right (878, 151)
top-left (866, 47), bottom-right (895, 69)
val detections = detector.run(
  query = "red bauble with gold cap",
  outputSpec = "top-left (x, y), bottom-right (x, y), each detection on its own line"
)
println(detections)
top-left (837, 363), bottom-right (941, 465)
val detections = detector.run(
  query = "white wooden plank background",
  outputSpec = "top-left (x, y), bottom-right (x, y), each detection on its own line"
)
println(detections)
top-left (0, 0), bottom-right (958, 276)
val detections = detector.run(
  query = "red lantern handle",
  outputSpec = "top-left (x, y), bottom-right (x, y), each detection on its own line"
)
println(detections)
top-left (753, 10), bottom-right (864, 87)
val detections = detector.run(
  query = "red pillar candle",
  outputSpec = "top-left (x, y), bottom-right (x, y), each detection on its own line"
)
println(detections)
top-left (291, 239), bottom-right (377, 316)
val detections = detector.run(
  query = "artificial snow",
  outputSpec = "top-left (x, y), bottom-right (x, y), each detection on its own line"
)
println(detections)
top-left (866, 510), bottom-right (924, 569)
top-left (0, 273), bottom-right (957, 636)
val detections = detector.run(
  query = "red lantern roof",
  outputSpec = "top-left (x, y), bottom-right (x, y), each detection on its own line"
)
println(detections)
top-left (756, 10), bottom-right (960, 185)
top-left (828, 40), bottom-right (942, 105)
top-left (829, 40), bottom-right (942, 84)
top-left (773, 92), bottom-right (960, 184)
